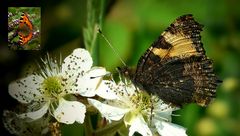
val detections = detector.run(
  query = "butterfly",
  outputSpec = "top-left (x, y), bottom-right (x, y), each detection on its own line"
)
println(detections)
top-left (18, 13), bottom-right (33, 45)
top-left (118, 14), bottom-right (221, 107)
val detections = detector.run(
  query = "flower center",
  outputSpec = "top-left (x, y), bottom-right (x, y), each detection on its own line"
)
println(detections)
top-left (124, 91), bottom-right (152, 125)
top-left (131, 91), bottom-right (152, 111)
top-left (43, 76), bottom-right (63, 98)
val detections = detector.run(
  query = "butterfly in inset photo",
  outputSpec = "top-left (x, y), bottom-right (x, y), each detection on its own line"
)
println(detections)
top-left (18, 12), bottom-right (33, 45)
top-left (8, 7), bottom-right (41, 50)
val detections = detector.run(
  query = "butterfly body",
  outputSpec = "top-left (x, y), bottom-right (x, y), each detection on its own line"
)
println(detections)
top-left (118, 14), bottom-right (221, 107)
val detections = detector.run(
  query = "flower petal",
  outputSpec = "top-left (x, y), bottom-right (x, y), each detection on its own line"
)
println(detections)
top-left (154, 121), bottom-right (187, 136)
top-left (19, 102), bottom-right (49, 120)
top-left (76, 67), bottom-right (107, 97)
top-left (88, 98), bottom-right (128, 122)
top-left (116, 81), bottom-right (137, 97)
top-left (95, 80), bottom-right (118, 100)
top-left (54, 98), bottom-right (86, 124)
top-left (129, 115), bottom-right (152, 136)
top-left (3, 110), bottom-right (49, 135)
top-left (9, 75), bottom-right (44, 103)
top-left (153, 99), bottom-right (178, 122)
top-left (96, 80), bottom-right (135, 100)
top-left (62, 48), bottom-right (93, 78)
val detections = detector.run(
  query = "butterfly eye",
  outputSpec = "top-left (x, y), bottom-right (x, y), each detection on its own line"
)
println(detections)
top-left (117, 67), bottom-right (121, 71)
top-left (118, 67), bottom-right (132, 78)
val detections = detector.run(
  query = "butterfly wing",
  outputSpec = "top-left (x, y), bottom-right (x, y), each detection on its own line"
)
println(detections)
top-left (133, 14), bottom-right (221, 106)
top-left (18, 13), bottom-right (33, 45)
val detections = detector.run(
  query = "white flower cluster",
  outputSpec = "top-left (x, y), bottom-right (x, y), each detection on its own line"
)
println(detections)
top-left (4, 48), bottom-right (187, 136)
top-left (88, 80), bottom-right (187, 136)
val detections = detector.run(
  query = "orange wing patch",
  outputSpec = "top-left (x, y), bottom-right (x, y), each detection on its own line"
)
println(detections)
top-left (152, 31), bottom-right (200, 59)
top-left (18, 13), bottom-right (33, 45)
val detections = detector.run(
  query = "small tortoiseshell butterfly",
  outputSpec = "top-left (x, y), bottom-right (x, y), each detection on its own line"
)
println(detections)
top-left (118, 14), bottom-right (221, 107)
top-left (18, 13), bottom-right (33, 45)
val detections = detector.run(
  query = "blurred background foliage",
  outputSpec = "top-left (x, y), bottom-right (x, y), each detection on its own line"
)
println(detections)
top-left (8, 7), bottom-right (41, 50)
top-left (1, 0), bottom-right (240, 135)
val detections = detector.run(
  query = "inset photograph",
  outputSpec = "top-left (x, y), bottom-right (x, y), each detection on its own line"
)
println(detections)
top-left (8, 7), bottom-right (41, 50)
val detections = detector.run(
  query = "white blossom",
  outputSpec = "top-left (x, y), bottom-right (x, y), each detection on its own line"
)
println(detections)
top-left (9, 48), bottom-right (107, 124)
top-left (88, 80), bottom-right (187, 136)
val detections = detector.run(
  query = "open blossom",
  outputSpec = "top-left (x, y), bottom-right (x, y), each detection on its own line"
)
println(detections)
top-left (88, 80), bottom-right (187, 136)
top-left (8, 48), bottom-right (107, 124)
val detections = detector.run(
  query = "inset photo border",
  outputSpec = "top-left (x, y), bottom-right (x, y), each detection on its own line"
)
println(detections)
top-left (8, 7), bottom-right (41, 50)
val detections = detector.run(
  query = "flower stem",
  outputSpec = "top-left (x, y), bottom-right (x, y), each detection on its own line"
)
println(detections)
top-left (93, 120), bottom-right (125, 136)
top-left (83, 0), bottom-right (105, 65)
top-left (84, 112), bottom-right (94, 135)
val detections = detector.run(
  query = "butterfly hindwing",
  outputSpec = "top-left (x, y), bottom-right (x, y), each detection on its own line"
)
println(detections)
top-left (135, 55), bottom-right (219, 106)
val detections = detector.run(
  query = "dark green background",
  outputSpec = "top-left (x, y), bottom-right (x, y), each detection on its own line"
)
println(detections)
top-left (1, 0), bottom-right (240, 136)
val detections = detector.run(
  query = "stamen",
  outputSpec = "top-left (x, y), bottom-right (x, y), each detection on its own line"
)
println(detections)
top-left (90, 71), bottom-right (111, 79)
top-left (43, 76), bottom-right (63, 98)
top-left (154, 115), bottom-right (169, 122)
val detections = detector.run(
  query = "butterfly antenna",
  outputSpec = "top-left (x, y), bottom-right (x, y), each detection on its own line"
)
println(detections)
top-left (98, 28), bottom-right (127, 66)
